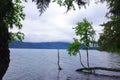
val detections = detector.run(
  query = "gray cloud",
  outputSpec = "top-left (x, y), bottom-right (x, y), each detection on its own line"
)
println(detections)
top-left (11, 1), bottom-right (108, 42)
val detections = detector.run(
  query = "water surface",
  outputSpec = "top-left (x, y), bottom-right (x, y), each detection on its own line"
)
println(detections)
top-left (3, 49), bottom-right (120, 80)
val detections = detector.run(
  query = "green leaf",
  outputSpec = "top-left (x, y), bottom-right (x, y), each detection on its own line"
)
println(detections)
top-left (67, 38), bottom-right (81, 56)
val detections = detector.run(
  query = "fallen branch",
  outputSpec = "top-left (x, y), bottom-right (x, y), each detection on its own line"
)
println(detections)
top-left (76, 67), bottom-right (120, 78)
top-left (76, 67), bottom-right (120, 72)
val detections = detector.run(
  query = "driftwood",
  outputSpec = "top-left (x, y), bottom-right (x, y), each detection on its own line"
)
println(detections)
top-left (76, 67), bottom-right (120, 78)
top-left (76, 67), bottom-right (120, 72)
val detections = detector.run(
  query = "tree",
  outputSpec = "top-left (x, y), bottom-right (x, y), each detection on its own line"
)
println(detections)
top-left (67, 38), bottom-right (86, 68)
top-left (53, 0), bottom-right (87, 11)
top-left (32, 0), bottom-right (50, 15)
top-left (67, 18), bottom-right (96, 69)
top-left (98, 0), bottom-right (120, 52)
top-left (0, 0), bottom-right (14, 79)
top-left (74, 18), bottom-right (96, 68)
top-left (0, 0), bottom-right (26, 79)
top-left (68, 18), bottom-right (120, 74)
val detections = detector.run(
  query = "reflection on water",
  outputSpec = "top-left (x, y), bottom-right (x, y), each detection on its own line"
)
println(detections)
top-left (57, 70), bottom-right (61, 80)
top-left (3, 49), bottom-right (120, 80)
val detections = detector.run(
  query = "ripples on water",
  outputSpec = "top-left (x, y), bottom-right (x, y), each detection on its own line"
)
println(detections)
top-left (3, 49), bottom-right (120, 80)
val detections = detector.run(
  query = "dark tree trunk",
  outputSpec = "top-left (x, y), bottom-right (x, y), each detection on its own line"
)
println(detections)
top-left (0, 21), bottom-right (10, 80)
top-left (78, 51), bottom-right (86, 68)
top-left (57, 49), bottom-right (62, 70)
top-left (0, 0), bottom-right (13, 79)
top-left (86, 48), bottom-right (89, 68)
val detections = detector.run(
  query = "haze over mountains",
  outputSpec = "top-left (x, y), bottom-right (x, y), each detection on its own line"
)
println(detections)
top-left (9, 40), bottom-right (70, 49)
top-left (9, 40), bottom-right (98, 49)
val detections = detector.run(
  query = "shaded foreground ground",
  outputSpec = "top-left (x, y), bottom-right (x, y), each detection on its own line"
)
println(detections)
top-left (3, 49), bottom-right (120, 80)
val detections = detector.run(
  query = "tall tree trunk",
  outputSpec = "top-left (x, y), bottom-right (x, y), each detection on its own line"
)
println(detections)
top-left (86, 48), bottom-right (89, 68)
top-left (0, 0), bottom-right (13, 79)
top-left (0, 21), bottom-right (10, 80)
top-left (57, 49), bottom-right (62, 70)
top-left (78, 50), bottom-right (86, 68)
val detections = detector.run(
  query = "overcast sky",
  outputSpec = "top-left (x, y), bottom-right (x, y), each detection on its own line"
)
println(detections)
top-left (11, 0), bottom-right (108, 42)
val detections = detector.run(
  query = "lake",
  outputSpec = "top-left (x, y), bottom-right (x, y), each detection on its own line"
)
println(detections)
top-left (3, 49), bottom-right (120, 80)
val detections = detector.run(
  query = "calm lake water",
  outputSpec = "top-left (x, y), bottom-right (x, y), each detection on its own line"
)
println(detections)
top-left (3, 49), bottom-right (120, 80)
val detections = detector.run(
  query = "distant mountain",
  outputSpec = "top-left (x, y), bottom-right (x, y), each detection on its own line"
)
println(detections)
top-left (9, 40), bottom-right (98, 49)
top-left (9, 40), bottom-right (70, 49)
